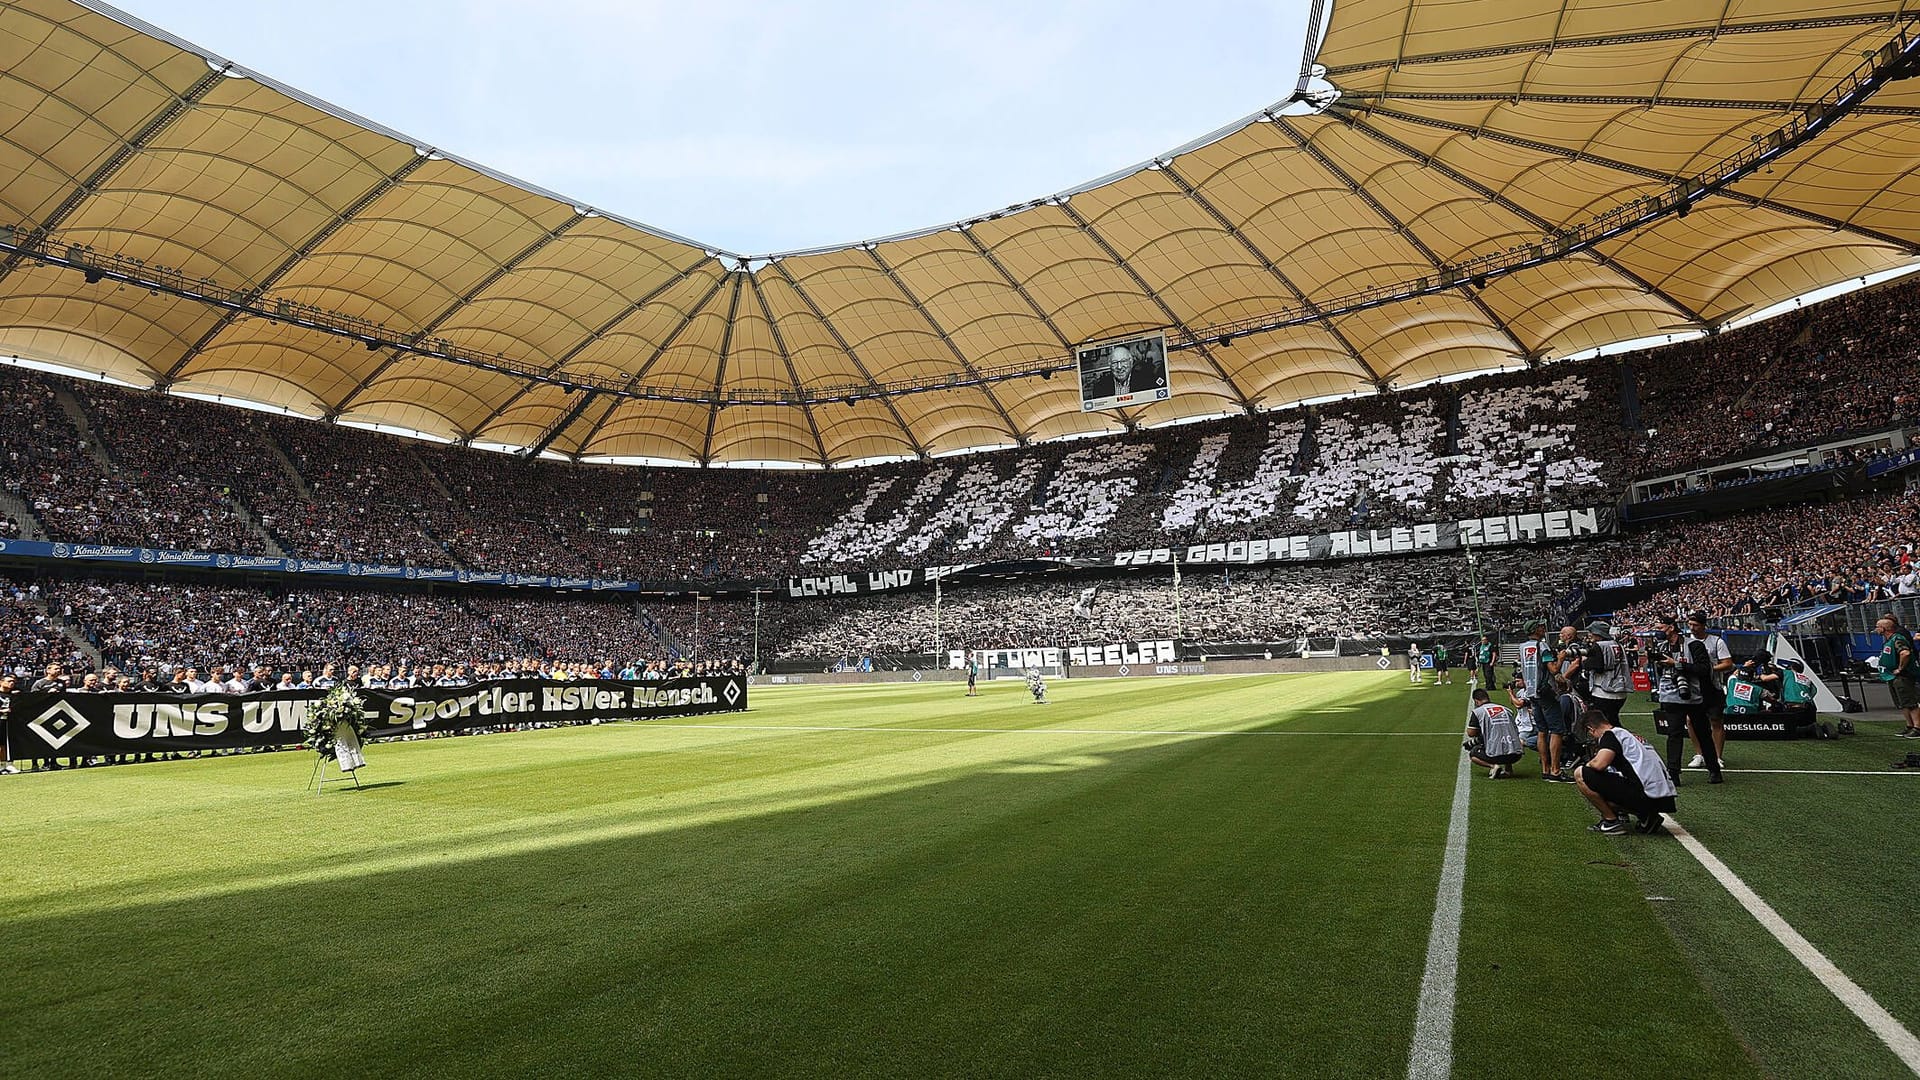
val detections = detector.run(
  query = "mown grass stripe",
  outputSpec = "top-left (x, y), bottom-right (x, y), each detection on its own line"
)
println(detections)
top-left (1668, 818), bottom-right (1920, 1075)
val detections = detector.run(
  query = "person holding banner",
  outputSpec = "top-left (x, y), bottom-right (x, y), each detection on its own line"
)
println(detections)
top-left (0, 671), bottom-right (18, 775)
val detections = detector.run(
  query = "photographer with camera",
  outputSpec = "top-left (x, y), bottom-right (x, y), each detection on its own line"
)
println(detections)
top-left (1687, 612), bottom-right (1736, 767)
top-left (1583, 621), bottom-right (1631, 724)
top-left (1519, 622), bottom-right (1572, 782)
top-left (1652, 613), bottom-right (1724, 784)
top-left (1466, 687), bottom-right (1525, 778)
top-left (1574, 705), bottom-right (1677, 836)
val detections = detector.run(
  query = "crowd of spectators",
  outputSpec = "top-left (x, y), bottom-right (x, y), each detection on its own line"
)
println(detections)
top-left (0, 578), bottom-right (73, 674)
top-left (0, 572), bottom-right (751, 683)
top-left (0, 368), bottom-right (264, 554)
top-left (0, 274), bottom-right (1916, 585)
top-left (1599, 489), bottom-right (1920, 624)
top-left (1629, 278), bottom-right (1920, 475)
top-left (762, 542), bottom-right (1642, 659)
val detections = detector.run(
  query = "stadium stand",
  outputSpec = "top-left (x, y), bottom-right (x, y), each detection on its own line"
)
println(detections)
top-left (3, 274), bottom-right (1918, 584)
top-left (0, 266), bottom-right (1916, 690)
top-left (1601, 489), bottom-right (1920, 624)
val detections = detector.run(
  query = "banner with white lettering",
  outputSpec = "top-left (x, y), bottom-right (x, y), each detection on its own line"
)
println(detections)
top-left (785, 564), bottom-right (980, 598)
top-left (4, 677), bottom-right (746, 758)
top-left (944, 641), bottom-right (1176, 670)
top-left (1109, 507), bottom-right (1618, 568)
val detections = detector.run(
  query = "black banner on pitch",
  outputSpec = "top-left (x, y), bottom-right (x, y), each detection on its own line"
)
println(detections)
top-left (4, 676), bottom-right (747, 758)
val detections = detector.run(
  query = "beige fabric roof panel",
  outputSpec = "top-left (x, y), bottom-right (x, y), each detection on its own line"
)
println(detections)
top-left (2, 0), bottom-right (1919, 464)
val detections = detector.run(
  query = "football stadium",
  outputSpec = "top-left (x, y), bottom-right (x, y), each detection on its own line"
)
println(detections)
top-left (3, 0), bottom-right (1920, 1075)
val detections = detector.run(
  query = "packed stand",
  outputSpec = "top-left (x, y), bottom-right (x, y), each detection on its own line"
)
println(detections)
top-left (1600, 490), bottom-right (1920, 625)
top-left (1, 271), bottom-right (1917, 581)
top-left (0, 579), bottom-right (75, 675)
top-left (765, 542), bottom-right (1639, 660)
top-left (0, 367), bottom-right (261, 554)
top-left (1630, 277), bottom-right (1920, 475)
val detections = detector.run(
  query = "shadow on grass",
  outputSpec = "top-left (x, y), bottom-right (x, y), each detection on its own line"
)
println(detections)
top-left (334, 779), bottom-right (406, 793)
top-left (4, 713), bottom-right (1460, 1080)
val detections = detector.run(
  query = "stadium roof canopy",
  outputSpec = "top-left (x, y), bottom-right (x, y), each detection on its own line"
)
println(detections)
top-left (2, 0), bottom-right (1919, 466)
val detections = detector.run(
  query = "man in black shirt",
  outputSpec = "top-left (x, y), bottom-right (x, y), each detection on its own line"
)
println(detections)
top-left (0, 672), bottom-right (19, 775)
top-left (30, 664), bottom-right (81, 770)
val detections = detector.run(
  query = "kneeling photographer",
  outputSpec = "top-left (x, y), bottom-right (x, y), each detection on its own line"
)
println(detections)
top-left (1574, 707), bottom-right (1677, 835)
top-left (1465, 688), bottom-right (1525, 778)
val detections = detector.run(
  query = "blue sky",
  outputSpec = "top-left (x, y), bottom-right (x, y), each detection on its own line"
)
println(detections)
top-left (116, 0), bottom-right (1317, 254)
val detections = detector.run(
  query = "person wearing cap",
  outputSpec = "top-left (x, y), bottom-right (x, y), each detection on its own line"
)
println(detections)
top-left (1583, 621), bottom-right (1631, 725)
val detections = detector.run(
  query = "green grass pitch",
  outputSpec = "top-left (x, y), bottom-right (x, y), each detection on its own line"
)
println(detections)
top-left (2, 672), bottom-right (1915, 1077)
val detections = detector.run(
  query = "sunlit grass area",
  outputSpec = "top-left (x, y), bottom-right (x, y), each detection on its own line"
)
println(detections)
top-left (0, 674), bottom-right (1906, 1077)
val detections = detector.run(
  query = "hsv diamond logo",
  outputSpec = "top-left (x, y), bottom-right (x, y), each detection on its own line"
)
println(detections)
top-left (722, 679), bottom-right (742, 706)
top-left (28, 700), bottom-right (91, 750)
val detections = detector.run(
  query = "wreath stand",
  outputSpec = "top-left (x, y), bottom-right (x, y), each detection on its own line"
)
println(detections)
top-left (307, 753), bottom-right (363, 793)
top-left (307, 721), bottom-right (367, 794)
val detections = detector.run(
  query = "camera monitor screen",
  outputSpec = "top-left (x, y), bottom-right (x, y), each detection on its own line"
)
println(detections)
top-left (1076, 333), bottom-right (1171, 413)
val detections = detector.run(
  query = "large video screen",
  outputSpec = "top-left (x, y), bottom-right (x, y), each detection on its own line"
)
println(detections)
top-left (1077, 333), bottom-right (1171, 413)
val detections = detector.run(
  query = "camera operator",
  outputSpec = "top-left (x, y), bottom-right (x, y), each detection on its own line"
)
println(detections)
top-left (1652, 614), bottom-right (1723, 784)
top-left (1466, 687), bottom-right (1525, 778)
top-left (1519, 622), bottom-right (1571, 782)
top-left (1686, 611), bottom-right (1735, 767)
top-left (1574, 705), bottom-right (1677, 836)
top-left (1775, 657), bottom-right (1818, 731)
top-left (1583, 621), bottom-right (1631, 724)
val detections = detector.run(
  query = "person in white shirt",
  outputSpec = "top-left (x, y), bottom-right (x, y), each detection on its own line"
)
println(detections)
top-left (1408, 642), bottom-right (1424, 685)
top-left (1574, 708), bottom-right (1677, 835)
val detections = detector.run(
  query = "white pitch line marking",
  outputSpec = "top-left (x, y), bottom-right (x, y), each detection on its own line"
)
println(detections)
top-left (1667, 818), bottom-right (1920, 1074)
top-left (1687, 768), bottom-right (1920, 776)
top-left (638, 723), bottom-right (1458, 738)
top-left (1407, 750), bottom-right (1472, 1080)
